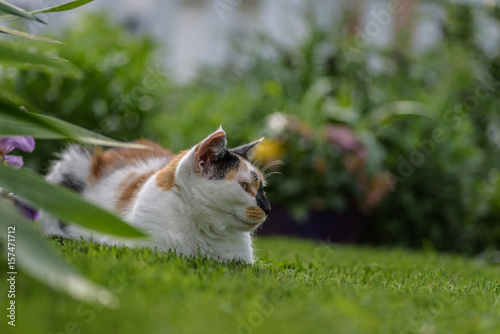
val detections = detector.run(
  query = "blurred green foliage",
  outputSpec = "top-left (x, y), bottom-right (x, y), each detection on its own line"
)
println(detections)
top-left (0, 14), bottom-right (168, 171)
top-left (155, 4), bottom-right (500, 255)
top-left (0, 0), bottom-right (147, 305)
top-left (4, 4), bottom-right (500, 254)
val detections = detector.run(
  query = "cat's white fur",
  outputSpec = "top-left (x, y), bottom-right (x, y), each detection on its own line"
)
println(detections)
top-left (39, 127), bottom-right (269, 263)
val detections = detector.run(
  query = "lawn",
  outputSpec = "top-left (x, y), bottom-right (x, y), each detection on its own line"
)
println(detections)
top-left (3, 237), bottom-right (500, 334)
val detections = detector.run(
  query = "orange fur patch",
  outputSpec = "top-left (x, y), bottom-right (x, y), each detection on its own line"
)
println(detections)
top-left (225, 168), bottom-right (238, 181)
top-left (238, 157), bottom-right (249, 172)
top-left (249, 187), bottom-right (257, 197)
top-left (155, 150), bottom-right (189, 191)
top-left (89, 139), bottom-right (173, 183)
top-left (245, 206), bottom-right (266, 220)
top-left (255, 169), bottom-right (266, 186)
top-left (116, 170), bottom-right (156, 214)
top-left (115, 171), bottom-right (139, 197)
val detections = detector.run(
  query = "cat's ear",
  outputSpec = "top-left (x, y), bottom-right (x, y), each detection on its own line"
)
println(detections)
top-left (193, 127), bottom-right (227, 173)
top-left (230, 138), bottom-right (263, 160)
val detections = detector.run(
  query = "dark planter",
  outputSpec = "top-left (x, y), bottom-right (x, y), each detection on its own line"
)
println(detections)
top-left (257, 206), bottom-right (362, 243)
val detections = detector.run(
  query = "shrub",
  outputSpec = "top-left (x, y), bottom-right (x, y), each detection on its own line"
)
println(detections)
top-left (150, 3), bottom-right (500, 254)
top-left (0, 13), bottom-right (168, 171)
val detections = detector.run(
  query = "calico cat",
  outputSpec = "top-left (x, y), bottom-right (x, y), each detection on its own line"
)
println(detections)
top-left (40, 127), bottom-right (270, 263)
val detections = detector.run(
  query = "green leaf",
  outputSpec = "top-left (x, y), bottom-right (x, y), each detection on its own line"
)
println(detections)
top-left (0, 164), bottom-right (148, 238)
top-left (368, 101), bottom-right (432, 127)
top-left (0, 42), bottom-right (82, 79)
top-left (323, 98), bottom-right (360, 125)
top-left (31, 0), bottom-right (94, 14)
top-left (0, 0), bottom-right (45, 23)
top-left (0, 91), bottom-right (42, 114)
top-left (300, 77), bottom-right (333, 126)
top-left (0, 0), bottom-right (93, 22)
top-left (0, 199), bottom-right (115, 305)
top-left (0, 24), bottom-right (62, 43)
top-left (0, 96), bottom-right (150, 149)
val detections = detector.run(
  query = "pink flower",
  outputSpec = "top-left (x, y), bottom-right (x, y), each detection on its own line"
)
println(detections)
top-left (325, 125), bottom-right (363, 153)
top-left (0, 137), bottom-right (35, 169)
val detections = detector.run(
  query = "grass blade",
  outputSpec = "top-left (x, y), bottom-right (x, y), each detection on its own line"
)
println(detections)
top-left (0, 0), bottom-right (45, 23)
top-left (0, 42), bottom-right (82, 79)
top-left (0, 25), bottom-right (62, 43)
top-left (31, 0), bottom-right (94, 14)
top-left (0, 0), bottom-right (94, 22)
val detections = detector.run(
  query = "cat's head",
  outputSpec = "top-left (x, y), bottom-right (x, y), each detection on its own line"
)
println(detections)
top-left (158, 127), bottom-right (271, 232)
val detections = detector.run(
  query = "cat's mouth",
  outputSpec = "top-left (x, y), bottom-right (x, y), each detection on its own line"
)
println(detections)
top-left (231, 214), bottom-right (263, 230)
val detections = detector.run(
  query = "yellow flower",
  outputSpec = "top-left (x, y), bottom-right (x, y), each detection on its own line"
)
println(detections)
top-left (254, 139), bottom-right (285, 166)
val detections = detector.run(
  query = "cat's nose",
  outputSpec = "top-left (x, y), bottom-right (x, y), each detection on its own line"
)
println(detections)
top-left (261, 203), bottom-right (271, 216)
top-left (256, 194), bottom-right (271, 216)
top-left (256, 182), bottom-right (271, 216)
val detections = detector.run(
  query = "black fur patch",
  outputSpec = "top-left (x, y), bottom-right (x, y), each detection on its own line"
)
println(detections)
top-left (209, 150), bottom-right (241, 180)
top-left (58, 220), bottom-right (69, 233)
top-left (58, 174), bottom-right (85, 231)
top-left (59, 174), bottom-right (85, 193)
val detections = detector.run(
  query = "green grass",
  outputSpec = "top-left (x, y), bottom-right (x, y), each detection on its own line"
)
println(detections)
top-left (2, 237), bottom-right (500, 334)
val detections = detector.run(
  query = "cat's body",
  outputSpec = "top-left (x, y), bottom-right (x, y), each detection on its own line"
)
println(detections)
top-left (40, 127), bottom-right (270, 263)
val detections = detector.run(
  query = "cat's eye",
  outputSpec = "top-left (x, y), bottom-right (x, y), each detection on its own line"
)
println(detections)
top-left (240, 182), bottom-right (249, 192)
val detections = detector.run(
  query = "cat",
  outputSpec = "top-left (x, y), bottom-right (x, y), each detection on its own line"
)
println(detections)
top-left (39, 126), bottom-right (271, 263)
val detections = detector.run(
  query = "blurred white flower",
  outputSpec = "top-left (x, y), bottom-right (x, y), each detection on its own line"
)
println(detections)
top-left (266, 112), bottom-right (289, 134)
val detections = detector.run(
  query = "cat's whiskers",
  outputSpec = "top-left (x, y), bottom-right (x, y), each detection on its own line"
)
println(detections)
top-left (260, 160), bottom-right (284, 173)
top-left (264, 171), bottom-right (282, 178)
top-left (259, 160), bottom-right (284, 182)
top-left (253, 157), bottom-right (264, 168)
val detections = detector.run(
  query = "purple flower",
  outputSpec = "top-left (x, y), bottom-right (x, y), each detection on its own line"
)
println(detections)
top-left (13, 196), bottom-right (39, 221)
top-left (0, 137), bottom-right (35, 169)
top-left (0, 192), bottom-right (39, 221)
top-left (0, 137), bottom-right (38, 220)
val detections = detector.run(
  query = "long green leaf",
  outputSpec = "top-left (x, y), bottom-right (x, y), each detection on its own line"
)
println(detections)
top-left (0, 96), bottom-right (150, 149)
top-left (0, 42), bottom-right (82, 79)
top-left (368, 101), bottom-right (432, 127)
top-left (31, 0), bottom-right (94, 14)
top-left (0, 24), bottom-right (62, 43)
top-left (0, 164), bottom-right (147, 238)
top-left (0, 91), bottom-right (43, 114)
top-left (0, 200), bottom-right (115, 305)
top-left (0, 97), bottom-right (67, 138)
top-left (0, 0), bottom-right (45, 23)
top-left (0, 0), bottom-right (93, 22)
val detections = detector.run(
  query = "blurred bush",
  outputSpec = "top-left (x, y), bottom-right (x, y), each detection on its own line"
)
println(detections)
top-left (149, 3), bottom-right (500, 254)
top-left (0, 14), bottom-right (168, 171)
top-left (3, 5), bottom-right (500, 254)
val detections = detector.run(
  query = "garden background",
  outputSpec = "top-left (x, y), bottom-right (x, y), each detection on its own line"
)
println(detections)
top-left (2, 1), bottom-right (500, 333)
top-left (5, 0), bottom-right (500, 255)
